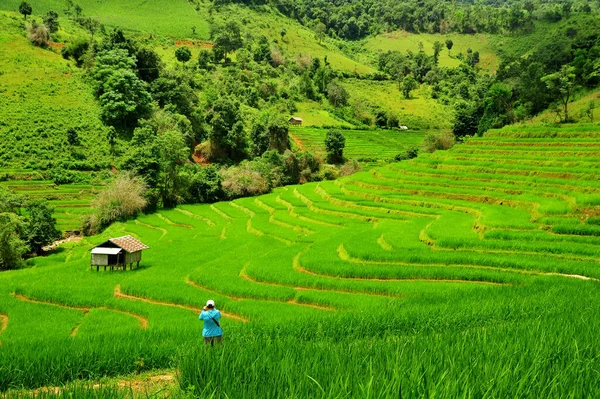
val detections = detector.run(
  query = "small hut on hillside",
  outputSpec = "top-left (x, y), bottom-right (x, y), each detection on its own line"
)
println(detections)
top-left (289, 117), bottom-right (303, 126)
top-left (90, 235), bottom-right (149, 271)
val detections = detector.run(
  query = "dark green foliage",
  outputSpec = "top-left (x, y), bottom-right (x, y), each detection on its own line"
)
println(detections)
top-left (90, 49), bottom-right (152, 129)
top-left (478, 83), bottom-right (514, 135)
top-left (24, 200), bottom-right (61, 254)
top-left (325, 129), bottom-right (345, 164)
top-left (183, 165), bottom-right (223, 203)
top-left (211, 21), bottom-right (243, 60)
top-left (453, 101), bottom-right (483, 138)
top-left (299, 72), bottom-right (318, 100)
top-left (43, 10), bottom-right (59, 34)
top-left (250, 111), bottom-right (290, 157)
top-left (18, 1), bottom-right (32, 20)
top-left (253, 35), bottom-right (272, 64)
top-left (542, 65), bottom-right (578, 122)
top-left (394, 146), bottom-right (419, 161)
top-left (327, 81), bottom-right (349, 108)
top-left (175, 46), bottom-right (192, 63)
top-left (198, 49), bottom-right (213, 70)
top-left (66, 127), bottom-right (79, 145)
top-left (135, 47), bottom-right (163, 83)
top-left (0, 213), bottom-right (27, 271)
top-left (433, 41), bottom-right (443, 64)
top-left (60, 37), bottom-right (89, 67)
top-left (445, 39), bottom-right (454, 51)
top-left (400, 74), bottom-right (418, 99)
top-left (206, 97), bottom-right (248, 161)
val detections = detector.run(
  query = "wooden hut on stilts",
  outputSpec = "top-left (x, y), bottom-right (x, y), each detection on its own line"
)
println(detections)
top-left (90, 235), bottom-right (149, 271)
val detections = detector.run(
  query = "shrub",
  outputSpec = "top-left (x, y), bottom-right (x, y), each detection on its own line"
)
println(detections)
top-left (220, 162), bottom-right (270, 198)
top-left (422, 132), bottom-right (455, 153)
top-left (175, 46), bottom-right (192, 63)
top-left (28, 22), bottom-right (49, 47)
top-left (339, 159), bottom-right (362, 176)
top-left (394, 146), bottom-right (419, 161)
top-left (319, 164), bottom-right (339, 180)
top-left (83, 173), bottom-right (147, 235)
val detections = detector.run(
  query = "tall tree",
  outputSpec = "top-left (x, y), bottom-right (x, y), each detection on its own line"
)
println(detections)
top-left (325, 129), bottom-right (346, 164)
top-left (43, 10), bottom-right (60, 33)
top-left (24, 200), bottom-right (61, 254)
top-left (542, 65), bottom-right (577, 122)
top-left (445, 39), bottom-right (454, 55)
top-left (19, 1), bottom-right (32, 20)
top-left (400, 74), bottom-right (418, 99)
top-left (433, 41), bottom-right (443, 65)
top-left (206, 97), bottom-right (248, 161)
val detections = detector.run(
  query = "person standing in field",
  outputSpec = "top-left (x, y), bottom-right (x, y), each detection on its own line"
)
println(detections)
top-left (199, 299), bottom-right (223, 346)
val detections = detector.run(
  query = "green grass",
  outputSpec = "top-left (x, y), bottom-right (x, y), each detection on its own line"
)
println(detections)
top-left (364, 31), bottom-right (499, 71)
top-left (342, 79), bottom-right (453, 130)
top-left (1, 126), bottom-right (600, 396)
top-left (0, 12), bottom-right (111, 170)
top-left (290, 127), bottom-right (426, 161)
top-left (0, 0), bottom-right (210, 39)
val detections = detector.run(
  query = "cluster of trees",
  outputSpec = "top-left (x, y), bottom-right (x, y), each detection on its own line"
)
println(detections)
top-left (53, 25), bottom-right (361, 214)
top-left (450, 17), bottom-right (600, 136)
top-left (213, 0), bottom-right (567, 40)
top-left (0, 189), bottom-right (61, 270)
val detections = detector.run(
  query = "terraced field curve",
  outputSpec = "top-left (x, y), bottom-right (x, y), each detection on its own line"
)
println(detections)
top-left (0, 125), bottom-right (598, 348)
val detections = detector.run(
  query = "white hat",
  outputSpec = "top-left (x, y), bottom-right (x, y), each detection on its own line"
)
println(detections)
top-left (206, 299), bottom-right (215, 307)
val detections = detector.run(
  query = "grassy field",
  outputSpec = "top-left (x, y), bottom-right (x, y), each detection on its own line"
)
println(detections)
top-left (343, 79), bottom-right (453, 130)
top-left (0, 12), bottom-right (112, 169)
top-left (364, 31), bottom-right (499, 71)
top-left (0, 0), bottom-right (210, 39)
top-left (1, 125), bottom-right (600, 396)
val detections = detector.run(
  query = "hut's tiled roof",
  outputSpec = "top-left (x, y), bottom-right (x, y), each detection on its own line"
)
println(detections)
top-left (109, 236), bottom-right (149, 253)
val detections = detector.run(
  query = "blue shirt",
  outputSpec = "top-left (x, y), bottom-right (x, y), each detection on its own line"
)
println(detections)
top-left (199, 309), bottom-right (223, 337)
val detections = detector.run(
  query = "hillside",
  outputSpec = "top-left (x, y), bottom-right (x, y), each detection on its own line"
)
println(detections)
top-left (364, 31), bottom-right (499, 72)
top-left (1, 0), bottom-right (211, 39)
top-left (1, 125), bottom-right (600, 396)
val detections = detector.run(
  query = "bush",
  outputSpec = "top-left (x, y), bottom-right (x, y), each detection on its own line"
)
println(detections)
top-left (220, 162), bottom-right (270, 198)
top-left (83, 173), bottom-right (147, 235)
top-left (394, 146), bottom-right (419, 161)
top-left (422, 132), bottom-right (455, 153)
top-left (28, 22), bottom-right (49, 47)
top-left (339, 159), bottom-right (362, 176)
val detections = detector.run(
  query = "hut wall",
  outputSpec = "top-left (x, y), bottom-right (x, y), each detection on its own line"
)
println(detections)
top-left (125, 251), bottom-right (142, 264)
top-left (91, 254), bottom-right (109, 266)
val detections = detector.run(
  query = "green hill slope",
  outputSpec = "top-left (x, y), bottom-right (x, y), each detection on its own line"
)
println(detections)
top-left (0, 12), bottom-right (110, 171)
top-left (365, 31), bottom-right (499, 72)
top-left (1, 125), bottom-right (599, 395)
top-left (1, 0), bottom-right (211, 38)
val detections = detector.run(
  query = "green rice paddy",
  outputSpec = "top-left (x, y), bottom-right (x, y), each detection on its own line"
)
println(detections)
top-left (1, 125), bottom-right (600, 397)
top-left (290, 127), bottom-right (426, 161)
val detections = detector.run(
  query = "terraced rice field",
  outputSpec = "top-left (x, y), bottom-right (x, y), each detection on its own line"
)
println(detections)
top-left (290, 127), bottom-right (426, 161)
top-left (1, 126), bottom-right (600, 396)
top-left (0, 173), bottom-right (99, 231)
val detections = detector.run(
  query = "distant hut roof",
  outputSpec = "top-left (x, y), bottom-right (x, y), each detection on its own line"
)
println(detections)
top-left (92, 235), bottom-right (149, 253)
top-left (289, 117), bottom-right (303, 122)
